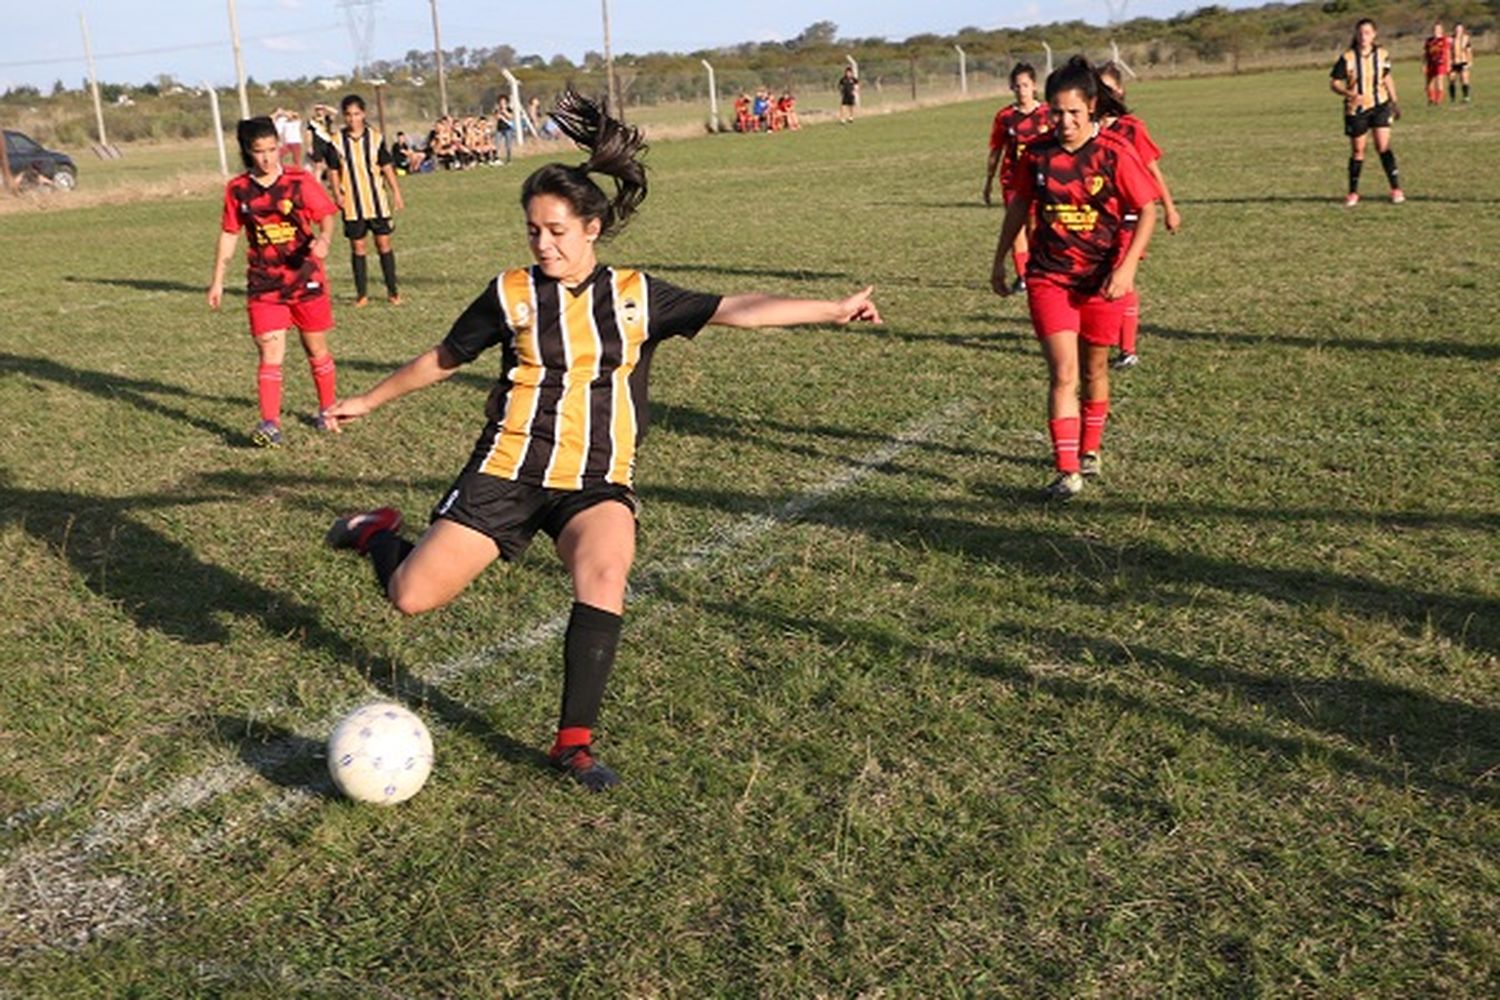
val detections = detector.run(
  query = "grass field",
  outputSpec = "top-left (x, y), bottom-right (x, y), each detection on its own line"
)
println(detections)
top-left (0, 66), bottom-right (1497, 996)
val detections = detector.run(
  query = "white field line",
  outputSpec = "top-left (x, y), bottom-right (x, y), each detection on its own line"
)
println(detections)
top-left (0, 398), bottom-right (975, 958)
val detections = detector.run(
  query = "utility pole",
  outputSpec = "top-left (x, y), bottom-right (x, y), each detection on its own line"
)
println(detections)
top-left (602, 0), bottom-right (622, 119)
top-left (428, 0), bottom-right (449, 118)
top-left (227, 0), bottom-right (250, 119)
top-left (700, 59), bottom-right (720, 132)
top-left (954, 45), bottom-right (968, 95)
top-left (79, 13), bottom-right (111, 152)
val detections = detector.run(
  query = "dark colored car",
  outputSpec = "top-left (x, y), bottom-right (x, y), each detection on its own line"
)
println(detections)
top-left (4, 130), bottom-right (77, 190)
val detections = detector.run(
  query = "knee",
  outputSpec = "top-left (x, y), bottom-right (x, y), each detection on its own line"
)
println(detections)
top-left (574, 561), bottom-right (630, 607)
top-left (386, 576), bottom-right (435, 617)
top-left (1049, 367), bottom-right (1079, 393)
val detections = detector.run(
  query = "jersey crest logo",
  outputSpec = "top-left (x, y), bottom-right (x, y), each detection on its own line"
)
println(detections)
top-left (278, 198), bottom-right (294, 215)
top-left (1087, 175), bottom-right (1106, 196)
top-left (513, 301), bottom-right (533, 329)
top-left (620, 297), bottom-right (641, 326)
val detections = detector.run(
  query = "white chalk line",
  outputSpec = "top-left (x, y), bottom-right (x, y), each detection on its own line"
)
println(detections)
top-left (0, 398), bottom-right (975, 960)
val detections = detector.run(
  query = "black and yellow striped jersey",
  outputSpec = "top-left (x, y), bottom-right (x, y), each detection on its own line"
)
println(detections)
top-left (442, 265), bottom-right (721, 490)
top-left (328, 126), bottom-right (394, 220)
top-left (1331, 46), bottom-right (1393, 113)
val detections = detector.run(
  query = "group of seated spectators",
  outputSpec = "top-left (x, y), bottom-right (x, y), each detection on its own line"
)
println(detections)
top-left (416, 114), bottom-right (501, 171)
top-left (733, 88), bottom-right (801, 133)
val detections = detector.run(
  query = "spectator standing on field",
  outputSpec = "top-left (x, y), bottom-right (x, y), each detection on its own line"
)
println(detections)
top-left (837, 66), bottom-right (859, 123)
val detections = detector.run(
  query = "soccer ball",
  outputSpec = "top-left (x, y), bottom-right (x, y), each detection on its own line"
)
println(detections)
top-left (326, 702), bottom-right (434, 805)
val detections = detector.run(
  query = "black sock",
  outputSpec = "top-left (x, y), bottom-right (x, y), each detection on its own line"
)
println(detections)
top-left (379, 250), bottom-right (398, 297)
top-left (1379, 149), bottom-right (1399, 188)
top-left (352, 253), bottom-right (369, 298)
top-left (1450, 80), bottom-right (1457, 102)
top-left (1463, 84), bottom-right (1470, 100)
top-left (1348, 157), bottom-right (1363, 194)
top-left (559, 602), bottom-right (623, 734)
top-left (366, 530), bottom-right (413, 596)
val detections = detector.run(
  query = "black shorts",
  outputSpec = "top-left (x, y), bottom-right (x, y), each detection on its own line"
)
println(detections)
top-left (431, 470), bottom-right (637, 561)
top-left (1453, 62), bottom-right (1468, 73)
top-left (1344, 104), bottom-right (1393, 137)
top-left (343, 216), bottom-right (394, 240)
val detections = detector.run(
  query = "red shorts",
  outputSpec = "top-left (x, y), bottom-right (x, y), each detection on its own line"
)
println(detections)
top-left (1026, 275), bottom-right (1125, 347)
top-left (247, 294), bottom-right (334, 337)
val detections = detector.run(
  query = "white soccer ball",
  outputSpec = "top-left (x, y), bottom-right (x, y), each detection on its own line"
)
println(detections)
top-left (326, 702), bottom-right (434, 805)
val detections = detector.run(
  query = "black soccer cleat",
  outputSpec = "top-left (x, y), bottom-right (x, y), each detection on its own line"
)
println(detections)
top-left (326, 506), bottom-right (403, 554)
top-left (549, 744), bottom-right (621, 792)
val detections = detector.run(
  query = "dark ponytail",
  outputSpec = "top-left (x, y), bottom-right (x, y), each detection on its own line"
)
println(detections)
top-left (1045, 55), bottom-right (1128, 120)
top-left (520, 89), bottom-right (648, 239)
top-left (236, 116), bottom-right (277, 171)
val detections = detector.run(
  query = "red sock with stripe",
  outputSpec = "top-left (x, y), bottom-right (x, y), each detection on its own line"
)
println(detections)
top-left (1120, 290), bottom-right (1140, 355)
top-left (1081, 400), bottom-right (1109, 455)
top-left (308, 354), bottom-right (337, 411)
top-left (256, 364), bottom-right (282, 424)
top-left (551, 726), bottom-right (592, 756)
top-left (1048, 416), bottom-right (1081, 473)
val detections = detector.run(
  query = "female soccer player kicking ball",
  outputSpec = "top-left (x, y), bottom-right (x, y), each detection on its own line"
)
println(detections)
top-left (208, 117), bottom-right (341, 447)
top-left (321, 92), bottom-right (881, 790)
top-left (991, 58), bottom-right (1159, 502)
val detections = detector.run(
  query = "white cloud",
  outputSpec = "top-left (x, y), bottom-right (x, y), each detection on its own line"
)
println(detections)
top-left (260, 35), bottom-right (307, 53)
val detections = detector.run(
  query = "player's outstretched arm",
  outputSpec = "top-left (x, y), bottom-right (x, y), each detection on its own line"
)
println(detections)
top-left (321, 343), bottom-right (463, 431)
top-left (207, 230), bottom-right (239, 309)
top-left (709, 286), bottom-right (881, 328)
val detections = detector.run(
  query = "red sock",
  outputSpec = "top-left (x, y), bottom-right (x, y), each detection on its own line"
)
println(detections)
top-left (1120, 290), bottom-right (1140, 355)
top-left (1013, 249), bottom-right (1029, 277)
top-left (551, 726), bottom-right (592, 755)
top-left (308, 354), bottom-right (337, 411)
top-left (1081, 399), bottom-right (1109, 455)
top-left (256, 364), bottom-right (282, 424)
top-left (1048, 416), bottom-right (1080, 473)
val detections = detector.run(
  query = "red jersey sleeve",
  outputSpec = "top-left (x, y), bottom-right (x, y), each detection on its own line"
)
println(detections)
top-left (1112, 142), bottom-right (1161, 211)
top-left (989, 109), bottom-right (1007, 153)
top-left (298, 172), bottom-right (339, 223)
top-left (221, 180), bottom-right (243, 234)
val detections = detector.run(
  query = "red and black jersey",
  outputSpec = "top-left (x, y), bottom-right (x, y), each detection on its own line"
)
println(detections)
top-left (989, 102), bottom-right (1051, 188)
top-left (1010, 128), bottom-right (1161, 293)
top-left (1424, 35), bottom-right (1452, 74)
top-left (221, 167), bottom-right (338, 302)
top-left (1105, 113), bottom-right (1162, 167)
top-left (442, 265), bottom-right (721, 490)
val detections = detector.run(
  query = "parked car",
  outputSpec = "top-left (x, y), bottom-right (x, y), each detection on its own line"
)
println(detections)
top-left (4, 130), bottom-right (77, 190)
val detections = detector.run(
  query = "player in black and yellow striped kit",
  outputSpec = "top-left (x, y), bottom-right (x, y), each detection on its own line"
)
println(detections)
top-left (327, 93), bottom-right (406, 304)
top-left (322, 91), bottom-right (882, 791)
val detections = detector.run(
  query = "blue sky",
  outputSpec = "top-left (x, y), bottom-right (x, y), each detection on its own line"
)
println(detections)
top-left (1, 1), bottom-right (1259, 92)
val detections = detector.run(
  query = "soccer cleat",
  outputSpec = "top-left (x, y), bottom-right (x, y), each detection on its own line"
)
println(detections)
top-left (1390, 188), bottom-right (1405, 204)
top-left (387, 293), bottom-right (402, 306)
top-left (1011, 275), bottom-right (1027, 294)
top-left (1080, 452), bottom-right (1102, 478)
top-left (251, 420), bottom-right (283, 448)
top-left (1112, 352), bottom-right (1140, 370)
top-left (326, 506), bottom-right (403, 554)
top-left (354, 295), bottom-right (370, 308)
top-left (1043, 472), bottom-right (1084, 502)
top-left (1343, 192), bottom-right (1360, 208)
top-left (550, 744), bottom-right (620, 792)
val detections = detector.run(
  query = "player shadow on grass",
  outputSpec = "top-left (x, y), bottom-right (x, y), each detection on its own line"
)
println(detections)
top-left (0, 477), bottom-right (549, 791)
top-left (651, 401), bottom-right (1037, 476)
top-left (650, 481), bottom-right (1500, 658)
top-left (1141, 323), bottom-right (1500, 362)
top-left (62, 275), bottom-right (240, 298)
top-left (653, 580), bottom-right (1500, 806)
top-left (0, 351), bottom-right (243, 442)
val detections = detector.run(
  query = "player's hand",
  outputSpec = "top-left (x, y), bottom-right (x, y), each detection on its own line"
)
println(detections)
top-left (207, 284), bottom-right (223, 310)
top-left (1390, 100), bottom-right (1402, 121)
top-left (982, 181), bottom-right (993, 206)
top-left (835, 285), bottom-right (882, 324)
top-left (1101, 266), bottom-right (1135, 301)
top-left (393, 192), bottom-right (406, 213)
top-left (1165, 206), bottom-right (1183, 233)
top-left (319, 395), bottom-right (373, 433)
top-left (992, 265), bottom-right (1011, 297)
top-left (311, 235), bottom-right (330, 260)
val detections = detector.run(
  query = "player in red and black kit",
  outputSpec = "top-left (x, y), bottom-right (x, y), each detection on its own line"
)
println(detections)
top-left (1099, 62), bottom-right (1182, 370)
top-left (208, 117), bottom-right (341, 447)
top-left (991, 57), bottom-right (1160, 501)
top-left (1424, 22), bottom-right (1452, 106)
top-left (983, 63), bottom-right (1049, 291)
top-left (320, 92), bottom-right (882, 791)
